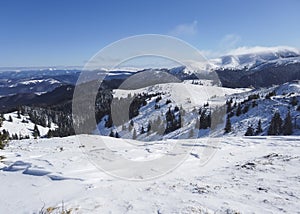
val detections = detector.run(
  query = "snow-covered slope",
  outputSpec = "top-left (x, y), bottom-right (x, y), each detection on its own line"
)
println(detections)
top-left (223, 81), bottom-right (300, 136)
top-left (97, 82), bottom-right (247, 140)
top-left (0, 112), bottom-right (56, 139)
top-left (211, 46), bottom-right (300, 70)
top-left (0, 135), bottom-right (300, 213)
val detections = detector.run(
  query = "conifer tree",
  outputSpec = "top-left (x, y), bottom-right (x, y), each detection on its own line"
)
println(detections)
top-left (224, 116), bottom-right (232, 133)
top-left (141, 126), bottom-right (145, 134)
top-left (33, 124), bottom-right (40, 139)
top-left (282, 111), bottom-right (293, 135)
top-left (147, 122), bottom-right (151, 133)
top-left (47, 129), bottom-right (53, 138)
top-left (268, 112), bottom-right (282, 135)
top-left (255, 119), bottom-right (263, 135)
top-left (132, 129), bottom-right (137, 139)
top-left (17, 110), bottom-right (21, 119)
top-left (109, 130), bottom-right (115, 137)
top-left (245, 125), bottom-right (254, 136)
top-left (236, 104), bottom-right (242, 116)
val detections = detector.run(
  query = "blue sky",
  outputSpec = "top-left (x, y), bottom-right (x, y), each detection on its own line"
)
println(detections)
top-left (1, 0), bottom-right (300, 67)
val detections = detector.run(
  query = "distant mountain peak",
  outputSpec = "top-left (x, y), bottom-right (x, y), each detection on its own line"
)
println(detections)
top-left (211, 46), bottom-right (300, 70)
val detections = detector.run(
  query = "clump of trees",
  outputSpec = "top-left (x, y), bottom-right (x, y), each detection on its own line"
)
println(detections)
top-left (164, 106), bottom-right (182, 134)
top-left (0, 130), bottom-right (9, 149)
top-left (267, 111), bottom-right (293, 135)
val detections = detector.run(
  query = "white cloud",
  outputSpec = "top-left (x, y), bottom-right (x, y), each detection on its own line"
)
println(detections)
top-left (169, 20), bottom-right (198, 36)
top-left (226, 46), bottom-right (300, 55)
top-left (219, 34), bottom-right (241, 51)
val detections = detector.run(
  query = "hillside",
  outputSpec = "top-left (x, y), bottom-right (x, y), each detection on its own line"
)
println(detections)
top-left (223, 81), bottom-right (300, 136)
top-left (97, 82), bottom-right (247, 140)
top-left (0, 111), bottom-right (56, 139)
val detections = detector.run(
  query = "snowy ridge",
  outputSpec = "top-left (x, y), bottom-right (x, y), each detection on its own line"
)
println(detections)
top-left (211, 46), bottom-right (300, 70)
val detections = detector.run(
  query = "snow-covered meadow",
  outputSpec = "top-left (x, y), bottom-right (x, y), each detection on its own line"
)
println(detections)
top-left (0, 135), bottom-right (299, 213)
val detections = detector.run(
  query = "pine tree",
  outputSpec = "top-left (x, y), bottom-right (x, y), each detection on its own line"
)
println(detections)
top-left (33, 124), bottom-right (40, 139)
top-left (242, 104), bottom-right (250, 114)
top-left (0, 131), bottom-right (9, 149)
top-left (236, 104), bottom-right (242, 116)
top-left (255, 119), bottom-right (263, 135)
top-left (109, 130), bottom-right (115, 137)
top-left (245, 126), bottom-right (254, 136)
top-left (47, 129), bottom-right (53, 138)
top-left (189, 129), bottom-right (194, 138)
top-left (141, 126), bottom-right (145, 134)
top-left (282, 111), bottom-right (293, 135)
top-left (268, 112), bottom-right (282, 135)
top-left (252, 100), bottom-right (257, 108)
top-left (226, 100), bottom-right (232, 113)
top-left (132, 129), bottom-right (137, 139)
top-left (17, 110), bottom-right (21, 119)
top-left (224, 116), bottom-right (232, 133)
top-left (115, 132), bottom-right (120, 138)
top-left (147, 122), bottom-right (151, 133)
top-left (195, 117), bottom-right (200, 129)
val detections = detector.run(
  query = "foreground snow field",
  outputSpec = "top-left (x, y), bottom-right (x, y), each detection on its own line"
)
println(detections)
top-left (0, 135), bottom-right (300, 213)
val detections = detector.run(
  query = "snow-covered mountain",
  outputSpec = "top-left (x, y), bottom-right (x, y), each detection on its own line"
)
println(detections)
top-left (211, 46), bottom-right (300, 70)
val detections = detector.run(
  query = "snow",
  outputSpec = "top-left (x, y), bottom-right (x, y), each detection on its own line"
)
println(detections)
top-left (0, 135), bottom-right (300, 213)
top-left (8, 78), bottom-right (61, 88)
top-left (99, 82), bottom-right (248, 141)
top-left (223, 81), bottom-right (300, 136)
top-left (0, 112), bottom-right (57, 138)
top-left (210, 46), bottom-right (300, 70)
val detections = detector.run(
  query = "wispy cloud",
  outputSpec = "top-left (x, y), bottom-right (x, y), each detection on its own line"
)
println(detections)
top-left (219, 34), bottom-right (241, 51)
top-left (226, 46), bottom-right (300, 55)
top-left (199, 34), bottom-right (242, 59)
top-left (169, 20), bottom-right (198, 37)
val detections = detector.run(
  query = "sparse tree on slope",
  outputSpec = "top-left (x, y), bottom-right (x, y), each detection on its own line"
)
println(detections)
top-left (255, 119), bottom-right (263, 135)
top-left (282, 111), bottom-right (293, 135)
top-left (33, 124), bottom-right (40, 139)
top-left (268, 112), bottom-right (282, 135)
top-left (224, 116), bottom-right (232, 133)
top-left (132, 129), bottom-right (137, 140)
top-left (245, 125), bottom-right (254, 136)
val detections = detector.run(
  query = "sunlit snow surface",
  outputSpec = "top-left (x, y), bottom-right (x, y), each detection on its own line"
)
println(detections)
top-left (1, 135), bottom-right (299, 213)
